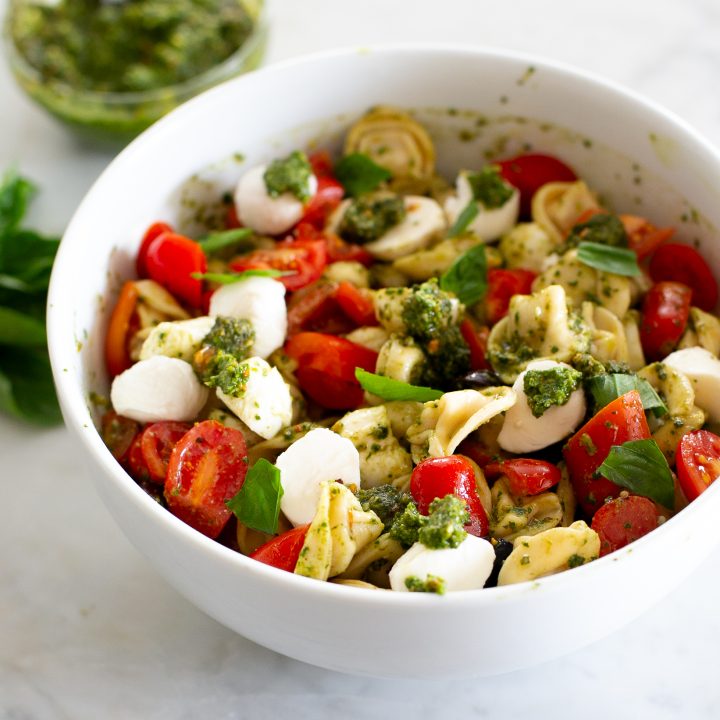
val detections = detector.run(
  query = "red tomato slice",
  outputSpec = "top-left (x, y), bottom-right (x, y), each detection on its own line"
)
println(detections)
top-left (250, 524), bottom-right (310, 572)
top-left (497, 153), bottom-right (577, 217)
top-left (140, 421), bottom-right (192, 484)
top-left (144, 232), bottom-right (207, 308)
top-left (105, 280), bottom-right (139, 377)
top-left (460, 318), bottom-right (491, 371)
top-left (486, 268), bottom-right (536, 325)
top-left (640, 281), bottom-right (692, 361)
top-left (563, 390), bottom-right (651, 516)
top-left (648, 243), bottom-right (718, 311)
top-left (230, 238), bottom-right (328, 292)
top-left (485, 459), bottom-right (561, 497)
top-left (302, 177), bottom-right (344, 228)
top-left (676, 430), bottom-right (720, 502)
top-left (294, 222), bottom-right (374, 266)
top-left (287, 280), bottom-right (352, 336)
top-left (225, 204), bottom-right (242, 229)
top-left (334, 282), bottom-right (378, 327)
top-left (410, 456), bottom-right (489, 538)
top-left (619, 215), bottom-right (674, 261)
top-left (136, 222), bottom-right (173, 278)
top-left (591, 495), bottom-right (659, 556)
top-left (101, 411), bottom-right (140, 463)
top-left (164, 420), bottom-right (248, 538)
top-left (126, 433), bottom-right (151, 482)
top-left (285, 332), bottom-right (378, 409)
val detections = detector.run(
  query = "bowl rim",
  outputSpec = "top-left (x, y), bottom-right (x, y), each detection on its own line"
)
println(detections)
top-left (48, 42), bottom-right (720, 608)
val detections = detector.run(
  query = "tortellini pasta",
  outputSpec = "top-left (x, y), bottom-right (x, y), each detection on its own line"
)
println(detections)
top-left (375, 335), bottom-right (426, 384)
top-left (392, 236), bottom-right (480, 281)
top-left (531, 181), bottom-right (600, 244)
top-left (581, 302), bottom-right (631, 366)
top-left (489, 477), bottom-right (563, 541)
top-left (499, 222), bottom-right (556, 273)
top-left (335, 532), bottom-right (406, 588)
top-left (678, 307), bottom-right (720, 357)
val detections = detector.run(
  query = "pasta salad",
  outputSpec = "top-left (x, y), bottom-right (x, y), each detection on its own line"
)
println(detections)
top-left (100, 107), bottom-right (720, 594)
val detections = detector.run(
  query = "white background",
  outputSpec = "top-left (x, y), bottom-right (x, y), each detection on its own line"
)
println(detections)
top-left (2, 1), bottom-right (720, 717)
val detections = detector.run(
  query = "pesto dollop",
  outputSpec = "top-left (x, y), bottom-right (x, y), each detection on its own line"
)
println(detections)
top-left (405, 574), bottom-right (446, 594)
top-left (466, 166), bottom-right (514, 209)
top-left (339, 195), bottom-right (406, 244)
top-left (263, 151), bottom-right (313, 202)
top-left (523, 366), bottom-right (583, 418)
top-left (10, 0), bottom-right (255, 93)
top-left (389, 494), bottom-right (469, 550)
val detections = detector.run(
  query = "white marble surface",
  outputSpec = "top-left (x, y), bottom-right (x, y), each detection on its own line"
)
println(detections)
top-left (3, 0), bottom-right (720, 717)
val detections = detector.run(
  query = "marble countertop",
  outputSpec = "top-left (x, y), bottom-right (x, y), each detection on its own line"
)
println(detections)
top-left (3, 0), bottom-right (720, 717)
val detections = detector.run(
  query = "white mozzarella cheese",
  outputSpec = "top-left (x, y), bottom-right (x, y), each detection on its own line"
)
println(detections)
top-left (275, 428), bottom-right (361, 526)
top-left (389, 535), bottom-right (495, 593)
top-left (110, 356), bottom-right (208, 423)
top-left (234, 164), bottom-right (317, 236)
top-left (444, 171), bottom-right (520, 242)
top-left (664, 347), bottom-right (720, 422)
top-left (139, 316), bottom-right (215, 362)
top-left (498, 359), bottom-right (586, 453)
top-left (216, 357), bottom-right (293, 440)
top-left (209, 276), bottom-right (287, 359)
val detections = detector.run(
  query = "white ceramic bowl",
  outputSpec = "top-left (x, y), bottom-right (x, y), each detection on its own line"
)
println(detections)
top-left (48, 46), bottom-right (720, 678)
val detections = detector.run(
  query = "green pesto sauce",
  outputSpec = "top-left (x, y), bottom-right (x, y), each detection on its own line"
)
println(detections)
top-left (203, 316), bottom-right (255, 358)
top-left (523, 366), bottom-right (582, 418)
top-left (389, 495), bottom-right (469, 550)
top-left (339, 195), bottom-right (406, 244)
top-left (564, 213), bottom-right (628, 250)
top-left (10, 0), bottom-right (255, 93)
top-left (466, 166), bottom-right (513, 209)
top-left (405, 574), bottom-right (446, 594)
top-left (263, 151), bottom-right (313, 201)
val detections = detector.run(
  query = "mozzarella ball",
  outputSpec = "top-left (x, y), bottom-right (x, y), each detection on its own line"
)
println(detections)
top-left (110, 356), bottom-right (208, 423)
top-left (209, 276), bottom-right (287, 359)
top-left (498, 359), bottom-right (586, 453)
top-left (234, 164), bottom-right (317, 235)
top-left (664, 347), bottom-right (720, 422)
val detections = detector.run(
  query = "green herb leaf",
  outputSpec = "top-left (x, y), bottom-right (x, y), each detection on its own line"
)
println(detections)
top-left (587, 373), bottom-right (668, 417)
top-left (576, 241), bottom-right (640, 277)
top-left (335, 153), bottom-right (392, 197)
top-left (226, 458), bottom-right (284, 534)
top-left (447, 200), bottom-right (479, 238)
top-left (0, 169), bottom-right (35, 236)
top-left (197, 228), bottom-right (253, 255)
top-left (439, 243), bottom-right (487, 306)
top-left (0, 306), bottom-right (47, 346)
top-left (598, 439), bottom-right (675, 508)
top-left (191, 269), bottom-right (293, 284)
top-left (355, 368), bottom-right (443, 402)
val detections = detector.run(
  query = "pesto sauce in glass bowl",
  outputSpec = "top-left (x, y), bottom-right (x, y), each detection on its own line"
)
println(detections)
top-left (5, 0), bottom-right (267, 146)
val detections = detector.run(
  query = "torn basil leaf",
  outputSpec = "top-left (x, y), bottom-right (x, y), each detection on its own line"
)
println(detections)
top-left (335, 153), bottom-right (392, 197)
top-left (439, 243), bottom-right (487, 306)
top-left (576, 241), bottom-right (640, 277)
top-left (226, 458), bottom-right (284, 535)
top-left (355, 368), bottom-right (443, 402)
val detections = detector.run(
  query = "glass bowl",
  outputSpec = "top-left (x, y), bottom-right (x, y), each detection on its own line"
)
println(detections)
top-left (3, 0), bottom-right (268, 147)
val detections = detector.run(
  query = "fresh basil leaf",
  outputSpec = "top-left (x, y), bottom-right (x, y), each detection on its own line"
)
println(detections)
top-left (0, 169), bottom-right (35, 237)
top-left (439, 244), bottom-right (487, 306)
top-left (0, 306), bottom-right (47, 346)
top-left (598, 439), bottom-right (675, 508)
top-left (335, 153), bottom-right (392, 197)
top-left (197, 228), bottom-right (253, 255)
top-left (191, 269), bottom-right (293, 284)
top-left (587, 373), bottom-right (668, 417)
top-left (355, 368), bottom-right (443, 402)
top-left (447, 201), bottom-right (479, 238)
top-left (0, 229), bottom-right (59, 285)
top-left (226, 458), bottom-right (284, 534)
top-left (576, 241), bottom-right (640, 277)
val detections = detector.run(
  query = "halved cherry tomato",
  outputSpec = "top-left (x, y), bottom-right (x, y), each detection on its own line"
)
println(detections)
top-left (230, 238), bottom-right (328, 292)
top-left (640, 281), bottom-right (692, 361)
top-left (485, 268), bottom-right (536, 325)
top-left (164, 420), bottom-right (248, 538)
top-left (649, 243), bottom-right (718, 311)
top-left (144, 232), bottom-right (207, 308)
top-left (126, 433), bottom-right (151, 482)
top-left (225, 204), bottom-right (242, 229)
top-left (301, 152), bottom-right (344, 227)
top-left (101, 411), bottom-right (139, 463)
top-left (460, 318), bottom-right (490, 370)
top-left (497, 153), bottom-right (577, 217)
top-left (105, 280), bottom-right (139, 377)
top-left (676, 430), bottom-right (720, 501)
top-left (619, 215), bottom-right (674, 261)
top-left (591, 495), bottom-right (659, 556)
top-left (563, 390), bottom-right (651, 516)
top-left (334, 282), bottom-right (377, 326)
top-left (136, 222), bottom-right (173, 278)
top-left (485, 459), bottom-right (561, 497)
top-left (250, 524), bottom-right (310, 572)
top-left (139, 421), bottom-right (192, 484)
top-left (294, 222), bottom-right (373, 266)
top-left (410, 455), bottom-right (489, 538)
top-left (285, 332), bottom-right (378, 409)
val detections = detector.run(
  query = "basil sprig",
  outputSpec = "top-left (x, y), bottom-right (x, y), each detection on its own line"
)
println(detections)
top-left (197, 228), bottom-right (253, 255)
top-left (335, 153), bottom-right (392, 197)
top-left (447, 201), bottom-right (479, 238)
top-left (598, 439), bottom-right (675, 508)
top-left (192, 269), bottom-right (293, 284)
top-left (226, 458), bottom-right (284, 534)
top-left (576, 241), bottom-right (640, 277)
top-left (439, 244), bottom-right (488, 306)
top-left (355, 368), bottom-right (443, 402)
top-left (587, 373), bottom-right (668, 417)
